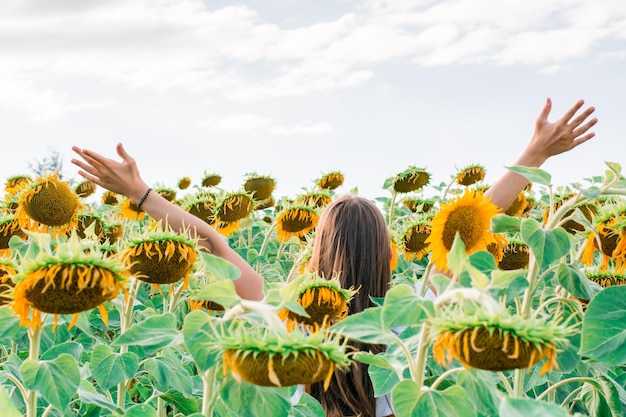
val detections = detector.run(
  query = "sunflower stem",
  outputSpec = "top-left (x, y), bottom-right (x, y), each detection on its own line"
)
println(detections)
top-left (6, 373), bottom-right (29, 410)
top-left (536, 377), bottom-right (592, 401)
top-left (157, 397), bottom-right (166, 417)
top-left (201, 366), bottom-right (219, 416)
top-left (387, 191), bottom-right (398, 228)
top-left (512, 369), bottom-right (524, 398)
top-left (561, 385), bottom-right (585, 410)
top-left (413, 323), bottom-right (430, 389)
top-left (257, 222), bottom-right (277, 259)
top-left (430, 367), bottom-right (465, 390)
top-left (117, 279), bottom-right (140, 411)
top-left (497, 372), bottom-right (514, 396)
top-left (26, 325), bottom-right (42, 417)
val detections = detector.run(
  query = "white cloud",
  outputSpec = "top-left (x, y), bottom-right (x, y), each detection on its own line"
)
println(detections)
top-left (200, 114), bottom-right (332, 136)
top-left (0, 0), bottom-right (624, 118)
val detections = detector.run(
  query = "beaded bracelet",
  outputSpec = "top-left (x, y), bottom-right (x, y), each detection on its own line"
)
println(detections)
top-left (137, 188), bottom-right (152, 210)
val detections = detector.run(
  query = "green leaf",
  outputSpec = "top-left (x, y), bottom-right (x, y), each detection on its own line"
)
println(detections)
top-left (578, 375), bottom-right (624, 417)
top-left (499, 397), bottom-right (570, 417)
top-left (368, 363), bottom-right (402, 397)
top-left (446, 234), bottom-right (468, 275)
top-left (20, 353), bottom-right (81, 411)
top-left (581, 186), bottom-right (602, 200)
top-left (521, 218), bottom-right (570, 268)
top-left (199, 252), bottom-right (242, 281)
top-left (144, 355), bottom-right (193, 394)
top-left (125, 404), bottom-right (159, 417)
top-left (557, 263), bottom-right (602, 300)
top-left (192, 280), bottom-right (240, 309)
top-left (113, 312), bottom-right (180, 352)
top-left (457, 371), bottom-right (500, 417)
top-left (330, 307), bottom-right (394, 344)
top-left (77, 380), bottom-right (120, 413)
top-left (605, 161), bottom-right (622, 176)
top-left (89, 344), bottom-right (139, 391)
top-left (581, 286), bottom-right (626, 365)
top-left (506, 166), bottom-right (552, 186)
top-left (183, 310), bottom-right (222, 372)
top-left (491, 214), bottom-right (521, 233)
top-left (382, 284), bottom-right (435, 329)
top-left (0, 306), bottom-right (23, 342)
top-left (159, 389), bottom-right (200, 415)
top-left (40, 341), bottom-right (84, 362)
top-left (220, 378), bottom-right (293, 416)
top-left (292, 391), bottom-right (325, 417)
top-left (392, 382), bottom-right (476, 417)
top-left (0, 385), bottom-right (22, 417)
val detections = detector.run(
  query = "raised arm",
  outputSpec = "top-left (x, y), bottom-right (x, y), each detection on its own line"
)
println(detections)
top-left (71, 143), bottom-right (264, 301)
top-left (485, 98), bottom-right (597, 210)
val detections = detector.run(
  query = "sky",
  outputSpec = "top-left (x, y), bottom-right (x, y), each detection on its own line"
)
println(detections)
top-left (1, 0), bottom-right (625, 202)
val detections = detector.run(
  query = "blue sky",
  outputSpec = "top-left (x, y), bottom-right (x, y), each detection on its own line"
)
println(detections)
top-left (1, 0), bottom-right (625, 201)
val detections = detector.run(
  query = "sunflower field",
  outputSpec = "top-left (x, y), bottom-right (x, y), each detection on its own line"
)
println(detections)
top-left (1, 161), bottom-right (626, 417)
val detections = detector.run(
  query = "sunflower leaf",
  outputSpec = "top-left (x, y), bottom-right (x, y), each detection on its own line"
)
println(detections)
top-left (520, 218), bottom-right (570, 268)
top-left (0, 385), bottom-right (22, 417)
top-left (20, 353), bottom-right (81, 412)
top-left (183, 310), bottom-right (222, 372)
top-left (124, 404), bottom-right (158, 417)
top-left (580, 186), bottom-right (601, 200)
top-left (506, 166), bottom-right (552, 186)
top-left (192, 280), bottom-right (240, 309)
top-left (330, 307), bottom-right (394, 344)
top-left (556, 263), bottom-right (602, 301)
top-left (392, 382), bottom-right (476, 417)
top-left (498, 397), bottom-right (570, 417)
top-left (89, 344), bottom-right (139, 391)
top-left (581, 285), bottom-right (626, 365)
top-left (605, 161), bottom-right (622, 176)
top-left (382, 284), bottom-right (435, 329)
top-left (199, 252), bottom-right (241, 281)
top-left (113, 312), bottom-right (180, 352)
top-left (491, 214), bottom-right (521, 233)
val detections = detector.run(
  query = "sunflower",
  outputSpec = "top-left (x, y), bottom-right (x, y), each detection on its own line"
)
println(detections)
top-left (296, 190), bottom-right (333, 209)
top-left (156, 187), bottom-right (177, 202)
top-left (221, 325), bottom-right (351, 390)
top-left (101, 191), bottom-right (120, 206)
top-left (255, 196), bottom-right (275, 211)
top-left (244, 174), bottom-right (276, 201)
top-left (215, 191), bottom-right (253, 224)
top-left (560, 202), bottom-right (598, 234)
top-left (120, 198), bottom-right (147, 221)
top-left (504, 192), bottom-right (530, 217)
top-left (4, 174), bottom-right (32, 197)
top-left (276, 205), bottom-right (319, 242)
top-left (426, 189), bottom-right (501, 272)
top-left (201, 173), bottom-right (222, 188)
top-left (497, 239), bottom-right (530, 270)
top-left (400, 215), bottom-right (433, 261)
top-left (120, 223), bottom-right (197, 294)
top-left (278, 273), bottom-right (355, 333)
top-left (179, 192), bottom-right (217, 225)
top-left (581, 206), bottom-right (626, 272)
top-left (392, 166), bottom-right (430, 193)
top-left (178, 177), bottom-right (192, 190)
top-left (74, 180), bottom-right (97, 198)
top-left (402, 197), bottom-right (435, 213)
top-left (431, 303), bottom-right (575, 374)
top-left (0, 257), bottom-right (16, 306)
top-left (316, 171), bottom-right (344, 191)
top-left (0, 215), bottom-right (27, 257)
top-left (14, 172), bottom-right (82, 237)
top-left (102, 222), bottom-right (124, 244)
top-left (72, 213), bottom-right (105, 240)
top-left (187, 298), bottom-right (225, 313)
top-left (12, 233), bottom-right (126, 330)
top-left (455, 164), bottom-right (485, 187)
top-left (575, 268), bottom-right (626, 309)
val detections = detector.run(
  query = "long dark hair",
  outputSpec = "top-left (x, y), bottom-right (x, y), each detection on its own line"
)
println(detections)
top-left (307, 195), bottom-right (391, 417)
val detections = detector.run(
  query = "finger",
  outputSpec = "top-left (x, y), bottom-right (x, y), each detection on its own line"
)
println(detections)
top-left (536, 97), bottom-right (552, 124)
top-left (569, 106), bottom-right (596, 128)
top-left (572, 118), bottom-right (598, 138)
top-left (116, 143), bottom-right (135, 165)
top-left (71, 158), bottom-right (101, 178)
top-left (571, 132), bottom-right (595, 148)
top-left (559, 99), bottom-right (585, 124)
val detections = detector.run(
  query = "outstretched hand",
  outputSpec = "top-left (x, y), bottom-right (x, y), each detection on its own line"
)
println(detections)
top-left (519, 98), bottom-right (597, 167)
top-left (71, 143), bottom-right (148, 203)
